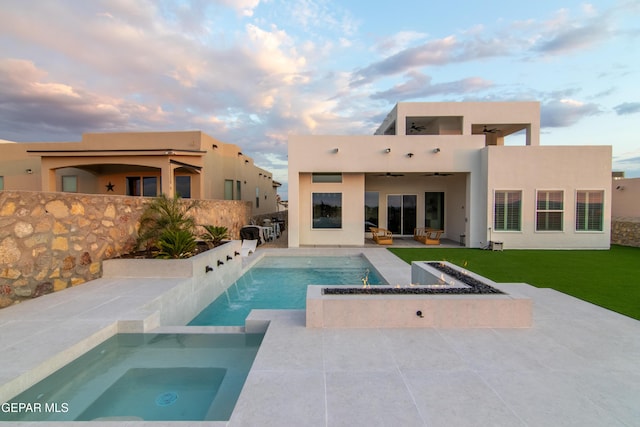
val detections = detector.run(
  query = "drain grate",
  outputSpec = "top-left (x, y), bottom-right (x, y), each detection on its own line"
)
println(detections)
top-left (155, 391), bottom-right (178, 406)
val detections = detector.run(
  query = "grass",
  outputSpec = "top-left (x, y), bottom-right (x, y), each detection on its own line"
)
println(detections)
top-left (388, 245), bottom-right (640, 321)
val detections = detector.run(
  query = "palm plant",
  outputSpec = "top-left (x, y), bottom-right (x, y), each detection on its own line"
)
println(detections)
top-left (201, 225), bottom-right (229, 249)
top-left (136, 194), bottom-right (199, 251)
top-left (156, 228), bottom-right (198, 259)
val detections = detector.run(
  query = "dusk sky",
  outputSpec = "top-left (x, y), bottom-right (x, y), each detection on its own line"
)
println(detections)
top-left (1, 0), bottom-right (639, 198)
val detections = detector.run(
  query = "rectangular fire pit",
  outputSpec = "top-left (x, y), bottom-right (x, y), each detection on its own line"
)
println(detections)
top-left (306, 262), bottom-right (532, 328)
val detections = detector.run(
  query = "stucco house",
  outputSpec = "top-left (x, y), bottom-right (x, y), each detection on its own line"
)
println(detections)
top-left (0, 131), bottom-right (279, 214)
top-left (288, 102), bottom-right (611, 249)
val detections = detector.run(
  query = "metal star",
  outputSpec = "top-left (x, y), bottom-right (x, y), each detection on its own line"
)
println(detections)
top-left (106, 181), bottom-right (115, 192)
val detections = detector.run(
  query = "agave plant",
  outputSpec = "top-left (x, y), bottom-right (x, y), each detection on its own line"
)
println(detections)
top-left (201, 225), bottom-right (229, 249)
top-left (137, 194), bottom-right (199, 251)
top-left (156, 228), bottom-right (198, 259)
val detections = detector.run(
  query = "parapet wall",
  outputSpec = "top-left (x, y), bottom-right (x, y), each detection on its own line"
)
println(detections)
top-left (0, 191), bottom-right (251, 308)
top-left (611, 217), bottom-right (640, 247)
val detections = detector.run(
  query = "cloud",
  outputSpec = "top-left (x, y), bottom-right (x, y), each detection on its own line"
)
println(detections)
top-left (614, 102), bottom-right (640, 115)
top-left (351, 33), bottom-right (512, 87)
top-left (540, 98), bottom-right (601, 128)
top-left (371, 71), bottom-right (493, 102)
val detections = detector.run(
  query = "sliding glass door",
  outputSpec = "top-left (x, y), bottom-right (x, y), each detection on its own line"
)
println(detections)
top-left (387, 194), bottom-right (416, 235)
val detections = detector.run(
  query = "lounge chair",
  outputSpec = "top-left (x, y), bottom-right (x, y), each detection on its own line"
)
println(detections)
top-left (369, 227), bottom-right (393, 245)
top-left (241, 239), bottom-right (258, 256)
top-left (414, 227), bottom-right (443, 245)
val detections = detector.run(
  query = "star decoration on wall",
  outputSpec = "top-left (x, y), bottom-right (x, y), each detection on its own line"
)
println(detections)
top-left (106, 181), bottom-right (115, 192)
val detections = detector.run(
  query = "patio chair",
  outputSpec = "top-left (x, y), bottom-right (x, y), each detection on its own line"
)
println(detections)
top-left (370, 227), bottom-right (393, 245)
top-left (240, 239), bottom-right (258, 256)
top-left (414, 227), bottom-right (442, 245)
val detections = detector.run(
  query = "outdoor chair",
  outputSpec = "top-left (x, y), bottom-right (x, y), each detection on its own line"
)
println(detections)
top-left (369, 227), bottom-right (393, 245)
top-left (414, 227), bottom-right (443, 245)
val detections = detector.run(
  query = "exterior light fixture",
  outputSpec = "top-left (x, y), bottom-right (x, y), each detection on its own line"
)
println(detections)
top-left (433, 148), bottom-right (441, 153)
top-left (333, 148), bottom-right (339, 153)
top-left (385, 148), bottom-right (391, 153)
top-left (25, 168), bottom-right (33, 174)
top-left (407, 153), bottom-right (414, 158)
top-left (616, 185), bottom-right (625, 191)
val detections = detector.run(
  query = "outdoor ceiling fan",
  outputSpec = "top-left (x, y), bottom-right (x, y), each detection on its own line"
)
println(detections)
top-left (377, 172), bottom-right (404, 177)
top-left (410, 122), bottom-right (426, 132)
top-left (423, 172), bottom-right (452, 177)
top-left (482, 125), bottom-right (498, 133)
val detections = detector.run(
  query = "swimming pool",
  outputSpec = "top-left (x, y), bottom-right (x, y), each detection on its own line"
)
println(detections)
top-left (189, 255), bottom-right (386, 326)
top-left (1, 333), bottom-right (263, 422)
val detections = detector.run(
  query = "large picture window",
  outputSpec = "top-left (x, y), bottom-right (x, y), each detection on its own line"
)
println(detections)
top-left (576, 190), bottom-right (604, 231)
top-left (312, 192), bottom-right (342, 229)
top-left (494, 190), bottom-right (521, 231)
top-left (536, 190), bottom-right (563, 231)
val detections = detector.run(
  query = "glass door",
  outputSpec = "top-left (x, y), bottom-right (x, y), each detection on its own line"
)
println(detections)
top-left (387, 194), bottom-right (416, 235)
top-left (425, 192), bottom-right (445, 230)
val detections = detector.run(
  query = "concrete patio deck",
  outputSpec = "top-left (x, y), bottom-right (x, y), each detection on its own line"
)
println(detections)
top-left (1, 246), bottom-right (638, 426)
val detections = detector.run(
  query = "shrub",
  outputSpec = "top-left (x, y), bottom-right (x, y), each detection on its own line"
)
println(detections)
top-left (156, 228), bottom-right (198, 259)
top-left (201, 225), bottom-right (229, 249)
top-left (137, 194), bottom-right (199, 251)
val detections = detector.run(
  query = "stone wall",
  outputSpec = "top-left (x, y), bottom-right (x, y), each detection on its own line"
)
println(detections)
top-left (0, 191), bottom-right (251, 308)
top-left (611, 217), bottom-right (640, 247)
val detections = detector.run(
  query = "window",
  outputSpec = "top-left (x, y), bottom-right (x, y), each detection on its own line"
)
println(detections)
top-left (142, 177), bottom-right (157, 197)
top-left (255, 187), bottom-right (260, 209)
top-left (62, 175), bottom-right (77, 193)
top-left (224, 180), bottom-right (234, 200)
top-left (236, 180), bottom-right (242, 200)
top-left (536, 191), bottom-right (563, 231)
top-left (126, 176), bottom-right (159, 197)
top-left (312, 173), bottom-right (342, 183)
top-left (576, 190), bottom-right (604, 231)
top-left (312, 192), bottom-right (342, 229)
top-left (0, 176), bottom-right (4, 190)
top-left (175, 176), bottom-right (191, 198)
top-left (494, 190), bottom-right (521, 231)
top-left (364, 192), bottom-right (379, 231)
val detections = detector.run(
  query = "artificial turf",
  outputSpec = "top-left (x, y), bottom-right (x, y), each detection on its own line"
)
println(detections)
top-left (388, 245), bottom-right (640, 321)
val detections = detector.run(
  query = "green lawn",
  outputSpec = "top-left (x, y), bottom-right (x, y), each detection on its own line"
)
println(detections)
top-left (388, 245), bottom-right (640, 320)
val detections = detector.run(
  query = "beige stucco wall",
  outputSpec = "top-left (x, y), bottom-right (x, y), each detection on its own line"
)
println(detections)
top-left (611, 177), bottom-right (640, 218)
top-left (484, 145), bottom-right (612, 249)
top-left (288, 134), bottom-right (486, 247)
top-left (0, 132), bottom-right (278, 214)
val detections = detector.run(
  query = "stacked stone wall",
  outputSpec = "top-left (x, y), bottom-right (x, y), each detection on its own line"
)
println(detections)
top-left (611, 217), bottom-right (640, 248)
top-left (0, 191), bottom-right (251, 308)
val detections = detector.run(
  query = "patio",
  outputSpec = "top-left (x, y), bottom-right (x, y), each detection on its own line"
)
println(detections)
top-left (0, 246), bottom-right (638, 426)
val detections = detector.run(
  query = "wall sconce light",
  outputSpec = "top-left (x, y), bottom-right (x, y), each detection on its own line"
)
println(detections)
top-left (243, 180), bottom-right (247, 184)
top-left (212, 144), bottom-right (218, 149)
top-left (244, 159), bottom-right (249, 164)
top-left (616, 185), bottom-right (625, 191)
top-left (384, 148), bottom-right (391, 153)
top-left (25, 168), bottom-right (33, 174)
top-left (433, 148), bottom-right (441, 153)
top-left (406, 153), bottom-right (414, 158)
top-left (332, 148), bottom-right (339, 153)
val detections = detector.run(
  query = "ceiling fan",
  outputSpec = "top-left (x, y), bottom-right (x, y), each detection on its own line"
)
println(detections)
top-left (423, 172), bottom-right (452, 177)
top-left (377, 172), bottom-right (404, 177)
top-left (482, 125), bottom-right (498, 134)
top-left (410, 122), bottom-right (426, 132)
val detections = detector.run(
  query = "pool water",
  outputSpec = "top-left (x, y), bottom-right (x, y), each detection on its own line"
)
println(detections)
top-left (1, 333), bottom-right (263, 422)
top-left (189, 255), bottom-right (386, 326)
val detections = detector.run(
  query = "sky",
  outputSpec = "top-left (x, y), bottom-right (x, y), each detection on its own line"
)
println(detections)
top-left (1, 0), bottom-right (639, 199)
